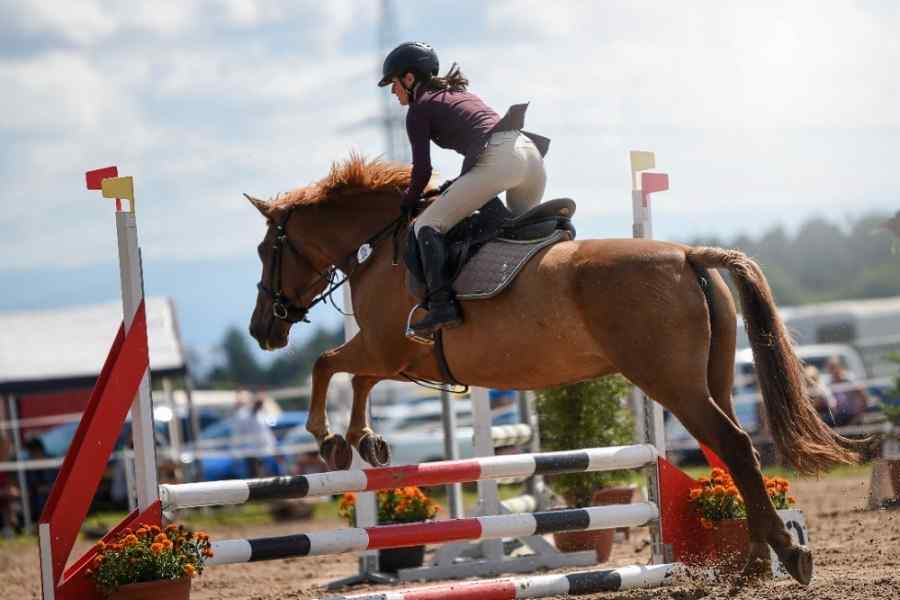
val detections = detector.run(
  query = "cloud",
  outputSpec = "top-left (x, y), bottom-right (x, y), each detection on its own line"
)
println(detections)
top-left (1, 1), bottom-right (898, 273)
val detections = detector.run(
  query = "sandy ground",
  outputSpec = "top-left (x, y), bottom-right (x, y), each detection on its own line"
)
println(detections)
top-left (3, 469), bottom-right (898, 599)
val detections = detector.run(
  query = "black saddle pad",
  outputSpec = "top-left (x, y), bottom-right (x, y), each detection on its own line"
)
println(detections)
top-left (405, 198), bottom-right (577, 296)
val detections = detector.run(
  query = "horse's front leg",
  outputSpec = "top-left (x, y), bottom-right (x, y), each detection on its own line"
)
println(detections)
top-left (345, 375), bottom-right (391, 467)
top-left (307, 335), bottom-right (394, 470)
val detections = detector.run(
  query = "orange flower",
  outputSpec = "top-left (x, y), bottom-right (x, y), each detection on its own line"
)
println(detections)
top-left (788, 496), bottom-right (797, 504)
top-left (93, 541), bottom-right (107, 553)
top-left (166, 523), bottom-right (178, 532)
top-left (689, 488), bottom-right (702, 500)
top-left (150, 543), bottom-right (164, 555)
top-left (154, 533), bottom-right (168, 544)
top-left (122, 534), bottom-right (139, 547)
top-left (183, 563), bottom-right (196, 577)
top-left (725, 486), bottom-right (739, 497)
top-left (712, 485), bottom-right (726, 496)
top-left (91, 556), bottom-right (103, 569)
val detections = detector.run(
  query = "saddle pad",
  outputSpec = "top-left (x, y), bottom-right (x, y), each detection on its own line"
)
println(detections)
top-left (453, 229), bottom-right (571, 300)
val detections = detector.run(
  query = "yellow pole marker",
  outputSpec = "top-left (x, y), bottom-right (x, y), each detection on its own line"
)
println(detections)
top-left (629, 150), bottom-right (655, 190)
top-left (101, 176), bottom-right (135, 212)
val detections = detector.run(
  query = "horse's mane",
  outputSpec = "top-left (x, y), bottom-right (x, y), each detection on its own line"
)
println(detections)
top-left (271, 154), bottom-right (412, 209)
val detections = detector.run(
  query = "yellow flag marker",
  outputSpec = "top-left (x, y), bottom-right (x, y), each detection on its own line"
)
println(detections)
top-left (101, 176), bottom-right (134, 200)
top-left (629, 151), bottom-right (655, 190)
top-left (629, 151), bottom-right (655, 173)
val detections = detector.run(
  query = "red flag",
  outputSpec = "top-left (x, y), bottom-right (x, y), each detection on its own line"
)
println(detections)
top-left (641, 172), bottom-right (669, 194)
top-left (85, 166), bottom-right (118, 190)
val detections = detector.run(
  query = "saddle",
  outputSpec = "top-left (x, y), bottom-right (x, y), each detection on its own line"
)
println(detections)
top-left (405, 197), bottom-right (576, 301)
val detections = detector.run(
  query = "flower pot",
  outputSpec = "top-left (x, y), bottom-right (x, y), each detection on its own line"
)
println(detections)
top-left (552, 528), bottom-right (615, 562)
top-left (553, 485), bottom-right (635, 562)
top-left (108, 576), bottom-right (191, 600)
top-left (377, 545), bottom-right (425, 573)
top-left (684, 518), bottom-right (750, 572)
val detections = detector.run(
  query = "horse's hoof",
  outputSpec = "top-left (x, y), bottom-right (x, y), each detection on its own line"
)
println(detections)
top-left (358, 432), bottom-right (391, 467)
top-left (779, 545), bottom-right (813, 586)
top-left (320, 434), bottom-right (353, 471)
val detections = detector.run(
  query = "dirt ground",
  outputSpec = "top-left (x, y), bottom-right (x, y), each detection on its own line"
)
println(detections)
top-left (3, 468), bottom-right (898, 599)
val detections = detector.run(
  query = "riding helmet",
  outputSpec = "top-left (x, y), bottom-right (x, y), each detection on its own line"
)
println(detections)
top-left (378, 42), bottom-right (439, 87)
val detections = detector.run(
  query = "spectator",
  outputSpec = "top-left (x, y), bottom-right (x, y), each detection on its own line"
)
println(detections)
top-left (805, 365), bottom-right (837, 426)
top-left (23, 437), bottom-right (57, 520)
top-left (231, 396), bottom-right (277, 479)
top-left (826, 356), bottom-right (871, 427)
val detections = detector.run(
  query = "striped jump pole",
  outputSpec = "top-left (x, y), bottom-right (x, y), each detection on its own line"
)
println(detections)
top-left (160, 444), bottom-right (658, 511)
top-left (490, 424), bottom-right (533, 448)
top-left (320, 563), bottom-right (680, 600)
top-left (207, 502), bottom-right (658, 566)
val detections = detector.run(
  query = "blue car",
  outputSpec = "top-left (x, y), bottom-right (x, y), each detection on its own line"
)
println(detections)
top-left (191, 411), bottom-right (309, 481)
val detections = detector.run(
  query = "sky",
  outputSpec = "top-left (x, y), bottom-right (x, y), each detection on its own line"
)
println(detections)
top-left (1, 1), bottom-right (899, 369)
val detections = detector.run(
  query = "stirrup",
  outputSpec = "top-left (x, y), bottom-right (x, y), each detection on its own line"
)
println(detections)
top-left (405, 304), bottom-right (435, 345)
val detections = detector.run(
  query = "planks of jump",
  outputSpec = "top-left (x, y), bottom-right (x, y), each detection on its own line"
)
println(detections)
top-left (318, 563), bottom-right (680, 600)
top-left (160, 444), bottom-right (658, 510)
top-left (208, 502), bottom-right (658, 565)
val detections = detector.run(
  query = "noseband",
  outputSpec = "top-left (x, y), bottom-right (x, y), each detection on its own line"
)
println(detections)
top-left (258, 209), bottom-right (407, 324)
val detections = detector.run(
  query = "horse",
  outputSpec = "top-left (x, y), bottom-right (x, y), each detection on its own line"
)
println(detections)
top-left (246, 154), bottom-right (858, 585)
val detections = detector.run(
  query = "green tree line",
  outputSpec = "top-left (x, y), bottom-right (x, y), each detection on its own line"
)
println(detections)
top-left (205, 211), bottom-right (898, 388)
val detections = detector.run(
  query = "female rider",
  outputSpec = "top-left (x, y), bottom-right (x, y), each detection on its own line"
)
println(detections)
top-left (379, 42), bottom-right (549, 338)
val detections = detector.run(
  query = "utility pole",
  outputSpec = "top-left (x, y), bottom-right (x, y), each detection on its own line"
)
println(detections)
top-left (378, 0), bottom-right (409, 162)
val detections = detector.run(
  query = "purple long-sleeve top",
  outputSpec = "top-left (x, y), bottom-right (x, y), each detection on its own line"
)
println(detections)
top-left (402, 85), bottom-right (500, 205)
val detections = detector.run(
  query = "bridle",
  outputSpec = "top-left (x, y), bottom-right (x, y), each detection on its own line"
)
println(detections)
top-left (257, 208), bottom-right (406, 324)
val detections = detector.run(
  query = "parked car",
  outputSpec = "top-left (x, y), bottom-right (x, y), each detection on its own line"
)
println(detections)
top-left (184, 411), bottom-right (309, 481)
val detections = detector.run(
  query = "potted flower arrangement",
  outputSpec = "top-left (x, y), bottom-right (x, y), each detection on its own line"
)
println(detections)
top-left (687, 467), bottom-right (796, 570)
top-left (86, 523), bottom-right (213, 599)
top-left (338, 486), bottom-right (441, 572)
top-left (536, 375), bottom-right (635, 561)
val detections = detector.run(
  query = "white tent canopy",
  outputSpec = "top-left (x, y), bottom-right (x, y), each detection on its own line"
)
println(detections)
top-left (0, 297), bottom-right (187, 391)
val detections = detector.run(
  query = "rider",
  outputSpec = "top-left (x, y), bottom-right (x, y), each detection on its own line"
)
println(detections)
top-left (379, 41), bottom-right (549, 337)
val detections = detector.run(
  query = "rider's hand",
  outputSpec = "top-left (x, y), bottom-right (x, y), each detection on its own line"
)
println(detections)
top-left (401, 196), bottom-right (419, 220)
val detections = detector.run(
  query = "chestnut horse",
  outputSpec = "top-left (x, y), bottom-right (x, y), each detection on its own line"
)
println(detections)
top-left (247, 155), bottom-right (857, 584)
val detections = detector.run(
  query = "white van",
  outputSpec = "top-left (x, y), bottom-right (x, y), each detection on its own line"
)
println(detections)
top-left (733, 343), bottom-right (867, 393)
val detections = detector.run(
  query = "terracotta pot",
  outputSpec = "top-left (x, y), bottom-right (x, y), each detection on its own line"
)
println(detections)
top-left (553, 528), bottom-right (615, 562)
top-left (378, 545), bottom-right (425, 573)
top-left (553, 486), bottom-right (635, 562)
top-left (684, 518), bottom-right (750, 572)
top-left (108, 576), bottom-right (191, 600)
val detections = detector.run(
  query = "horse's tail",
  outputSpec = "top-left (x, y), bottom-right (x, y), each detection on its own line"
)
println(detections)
top-left (686, 246), bottom-right (861, 474)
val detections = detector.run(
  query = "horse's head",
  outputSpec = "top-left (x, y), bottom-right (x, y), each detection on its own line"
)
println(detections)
top-left (246, 194), bottom-right (333, 350)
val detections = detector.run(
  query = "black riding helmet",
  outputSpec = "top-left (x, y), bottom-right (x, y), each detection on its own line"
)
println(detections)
top-left (378, 42), bottom-right (439, 87)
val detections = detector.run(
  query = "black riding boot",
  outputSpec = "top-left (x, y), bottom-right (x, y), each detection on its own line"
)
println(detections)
top-left (411, 226), bottom-right (462, 336)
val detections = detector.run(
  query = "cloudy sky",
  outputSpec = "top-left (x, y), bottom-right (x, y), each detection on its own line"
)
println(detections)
top-left (2, 1), bottom-right (899, 361)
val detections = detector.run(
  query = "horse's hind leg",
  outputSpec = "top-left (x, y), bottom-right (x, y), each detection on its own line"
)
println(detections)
top-left (653, 384), bottom-right (811, 583)
top-left (346, 375), bottom-right (391, 467)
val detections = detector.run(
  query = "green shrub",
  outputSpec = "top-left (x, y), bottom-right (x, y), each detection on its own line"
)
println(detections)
top-left (536, 375), bottom-right (635, 507)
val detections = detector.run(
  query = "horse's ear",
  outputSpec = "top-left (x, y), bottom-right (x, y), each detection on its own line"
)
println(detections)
top-left (244, 193), bottom-right (270, 219)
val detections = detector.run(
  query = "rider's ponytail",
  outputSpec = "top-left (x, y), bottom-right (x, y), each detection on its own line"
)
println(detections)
top-left (426, 63), bottom-right (469, 92)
